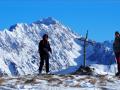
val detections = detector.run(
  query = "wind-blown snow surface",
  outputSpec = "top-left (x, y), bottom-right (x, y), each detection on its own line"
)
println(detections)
top-left (0, 74), bottom-right (120, 90)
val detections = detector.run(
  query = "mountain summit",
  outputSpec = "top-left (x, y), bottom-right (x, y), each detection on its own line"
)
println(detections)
top-left (34, 17), bottom-right (58, 25)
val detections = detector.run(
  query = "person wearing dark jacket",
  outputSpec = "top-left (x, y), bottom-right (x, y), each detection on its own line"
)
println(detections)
top-left (113, 31), bottom-right (120, 76)
top-left (38, 34), bottom-right (52, 74)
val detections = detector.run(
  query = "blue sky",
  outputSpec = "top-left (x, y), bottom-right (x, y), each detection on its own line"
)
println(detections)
top-left (0, 0), bottom-right (120, 42)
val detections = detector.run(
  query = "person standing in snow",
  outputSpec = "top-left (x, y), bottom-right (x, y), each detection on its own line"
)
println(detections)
top-left (113, 31), bottom-right (120, 76)
top-left (38, 34), bottom-right (52, 74)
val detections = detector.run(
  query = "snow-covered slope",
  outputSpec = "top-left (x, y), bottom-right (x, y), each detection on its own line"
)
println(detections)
top-left (0, 17), bottom-right (115, 76)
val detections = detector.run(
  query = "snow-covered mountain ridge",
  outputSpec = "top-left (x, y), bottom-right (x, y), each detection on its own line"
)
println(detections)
top-left (0, 17), bottom-right (115, 76)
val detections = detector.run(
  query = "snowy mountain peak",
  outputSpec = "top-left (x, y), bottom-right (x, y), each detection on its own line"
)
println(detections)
top-left (34, 17), bottom-right (58, 25)
top-left (9, 24), bottom-right (17, 31)
top-left (9, 23), bottom-right (27, 32)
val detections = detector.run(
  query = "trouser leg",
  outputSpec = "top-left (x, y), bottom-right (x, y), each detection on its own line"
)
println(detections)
top-left (115, 53), bottom-right (120, 73)
top-left (39, 57), bottom-right (44, 73)
top-left (116, 60), bottom-right (120, 73)
top-left (117, 57), bottom-right (120, 73)
top-left (45, 56), bottom-right (49, 73)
